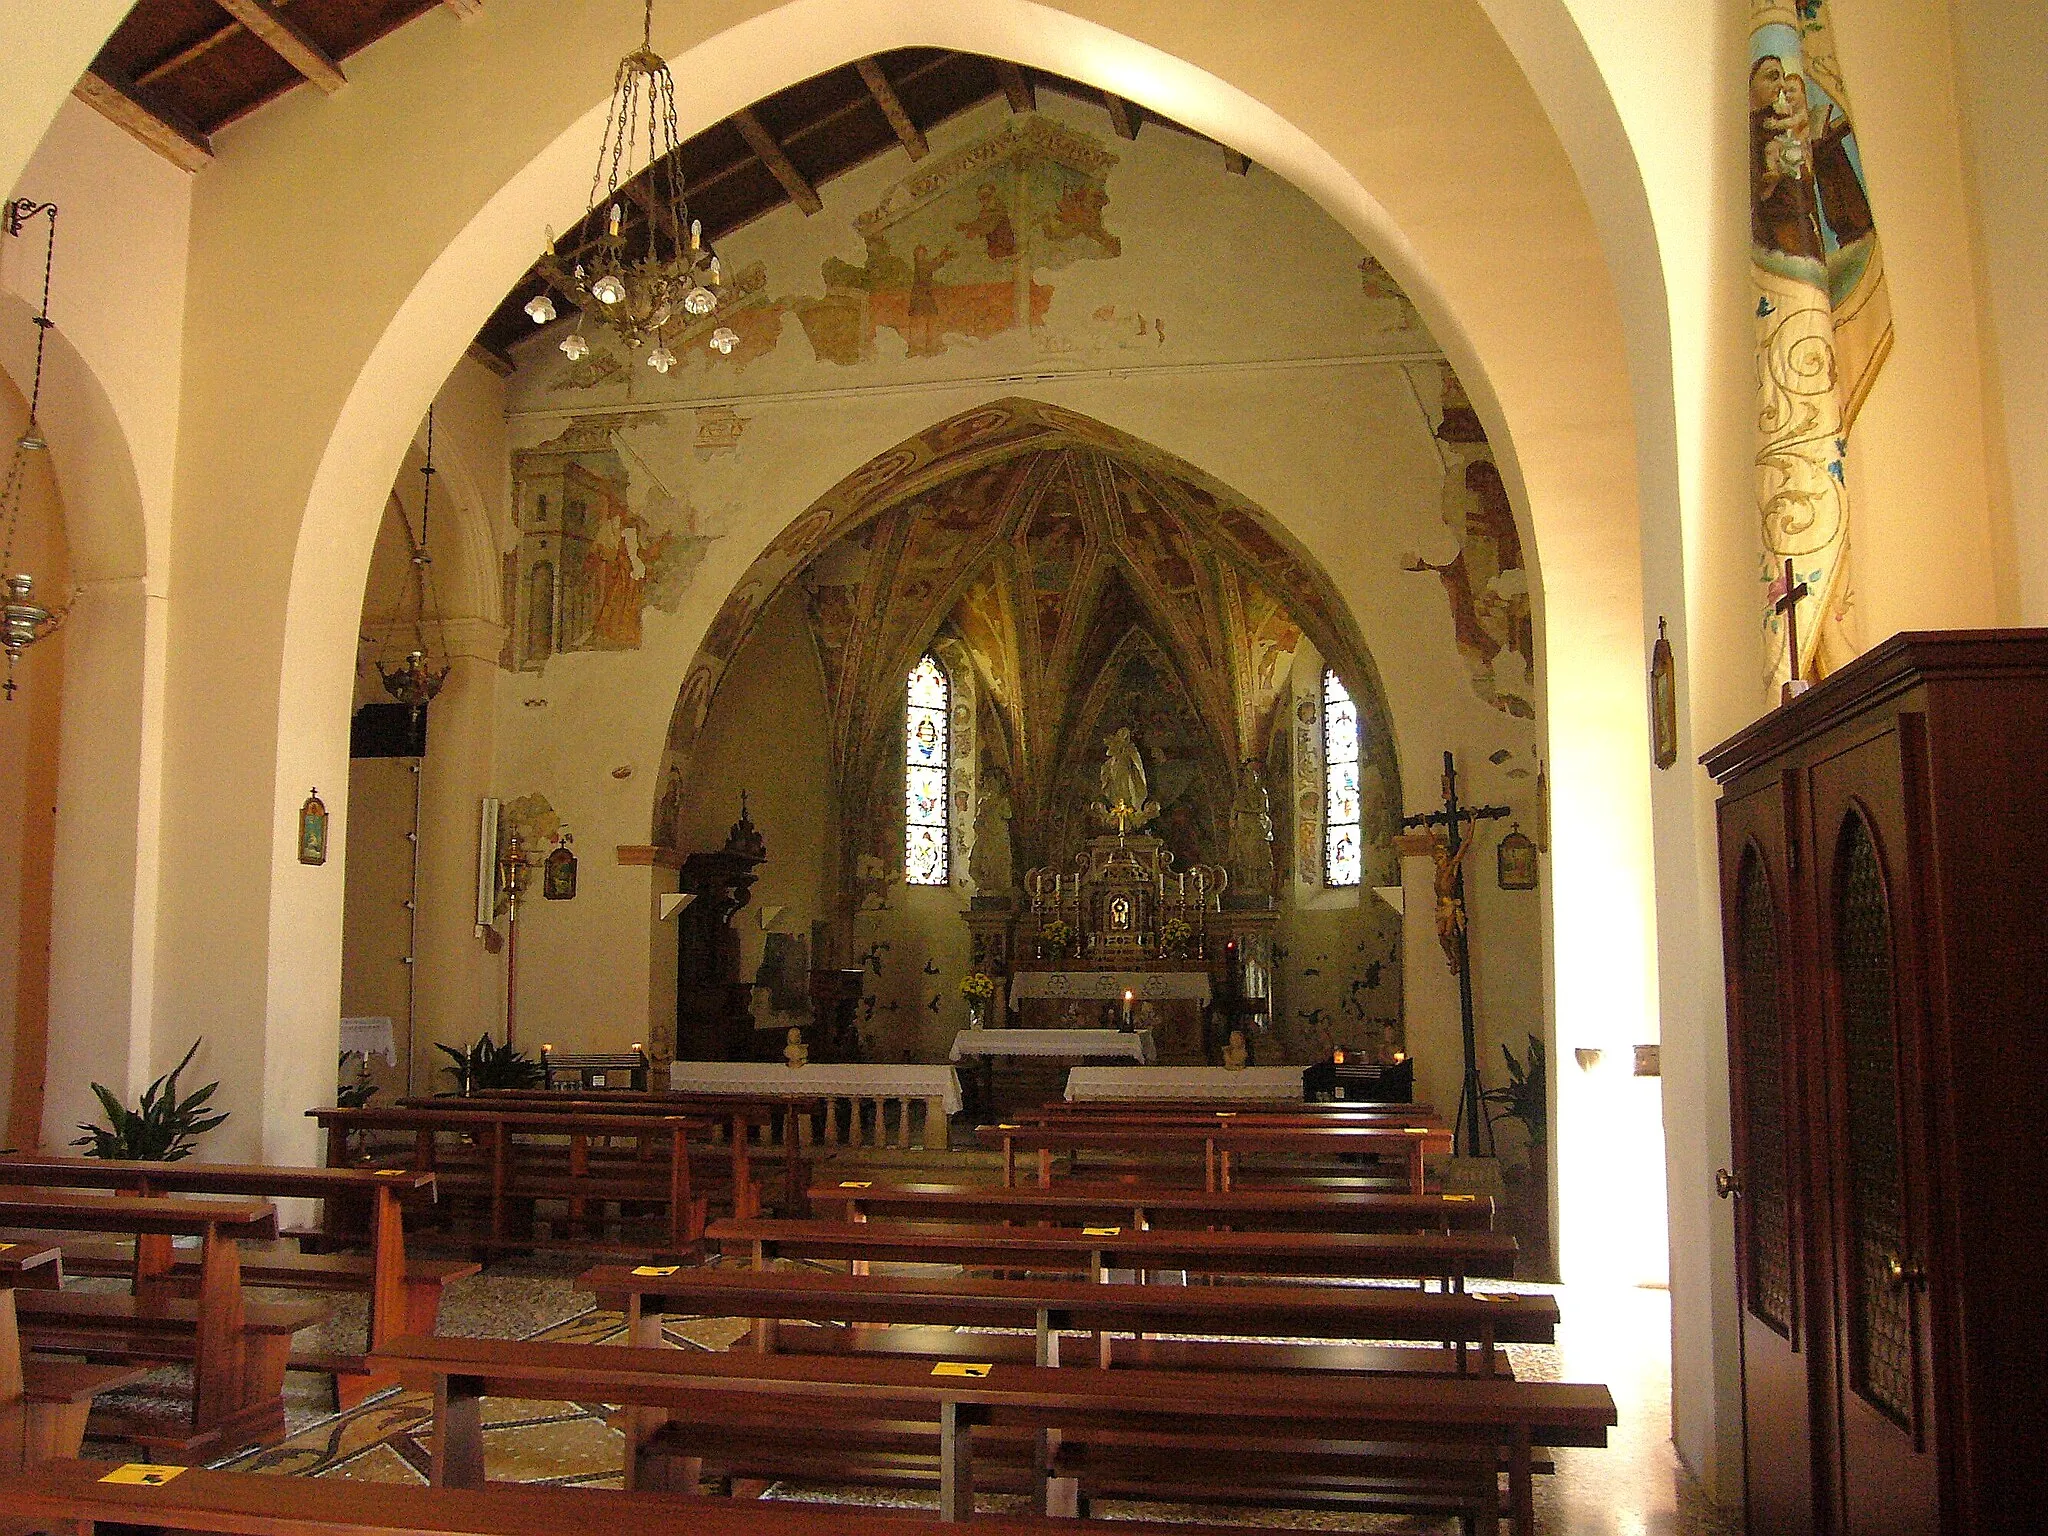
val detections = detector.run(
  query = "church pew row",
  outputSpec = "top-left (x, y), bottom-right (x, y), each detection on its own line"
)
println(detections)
top-left (367, 1332), bottom-right (1614, 1534)
top-left (309, 1106), bottom-right (724, 1254)
top-left (0, 1192), bottom-right (315, 1460)
top-left (580, 1263), bottom-right (1554, 1375)
top-left (0, 1242), bottom-right (153, 1473)
top-left (1009, 1101), bottom-right (1444, 1126)
top-left (807, 1179), bottom-right (1495, 1232)
top-left (975, 1121), bottom-right (1453, 1194)
top-left (0, 1157), bottom-right (454, 1410)
top-left (0, 1459), bottom-right (1332, 1536)
top-left (709, 1217), bottom-right (1517, 1289)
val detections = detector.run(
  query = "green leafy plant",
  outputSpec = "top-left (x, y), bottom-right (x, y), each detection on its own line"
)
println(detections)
top-left (337, 1052), bottom-right (379, 1110)
top-left (1482, 1033), bottom-right (1547, 1145)
top-left (70, 1039), bottom-right (229, 1162)
top-left (435, 1032), bottom-right (544, 1094)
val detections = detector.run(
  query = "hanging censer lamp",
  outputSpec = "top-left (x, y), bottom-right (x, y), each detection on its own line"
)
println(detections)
top-left (1, 199), bottom-right (71, 701)
top-left (523, 0), bottom-right (738, 368)
top-left (371, 406), bottom-right (451, 720)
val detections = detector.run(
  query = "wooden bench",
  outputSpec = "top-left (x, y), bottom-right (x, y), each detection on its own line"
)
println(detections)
top-left (310, 1106), bottom-right (717, 1252)
top-left (975, 1121), bottom-right (1453, 1193)
top-left (810, 1179), bottom-right (1495, 1232)
top-left (0, 1157), bottom-right (454, 1409)
top-left (0, 1240), bottom-right (149, 1474)
top-left (0, 1192), bottom-right (316, 1458)
top-left (581, 1263), bottom-right (1557, 1375)
top-left (407, 1089), bottom-right (823, 1181)
top-left (709, 1217), bottom-right (1516, 1288)
top-left (1013, 1102), bottom-right (1445, 1126)
top-left (370, 1332), bottom-right (1614, 1533)
top-left (0, 1458), bottom-right (1332, 1536)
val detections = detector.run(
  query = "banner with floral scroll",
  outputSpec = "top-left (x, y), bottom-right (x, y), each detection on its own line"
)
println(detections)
top-left (1750, 0), bottom-right (1892, 687)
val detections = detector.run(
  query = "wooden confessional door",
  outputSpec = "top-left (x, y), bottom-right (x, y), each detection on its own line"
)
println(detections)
top-left (1717, 775), bottom-right (1816, 1536)
top-left (1805, 727), bottom-right (1941, 1536)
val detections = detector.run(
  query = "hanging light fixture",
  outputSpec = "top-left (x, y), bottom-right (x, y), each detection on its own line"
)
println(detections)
top-left (371, 408), bottom-right (452, 716)
top-left (1, 199), bottom-right (70, 702)
top-left (524, 0), bottom-right (727, 366)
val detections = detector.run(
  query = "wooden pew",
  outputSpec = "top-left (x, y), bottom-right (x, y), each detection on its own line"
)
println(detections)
top-left (0, 1458), bottom-right (1326, 1536)
top-left (397, 1090), bottom-right (819, 1211)
top-left (370, 1332), bottom-right (1615, 1533)
top-left (581, 1263), bottom-right (1556, 1375)
top-left (1013, 1102), bottom-right (1444, 1126)
top-left (309, 1106), bottom-right (717, 1252)
top-left (0, 1157), bottom-right (461, 1409)
top-left (809, 1179), bottom-right (1495, 1232)
top-left (0, 1241), bottom-right (148, 1474)
top-left (976, 1121), bottom-right (1454, 1193)
top-left (0, 1192), bottom-right (320, 1458)
top-left (709, 1217), bottom-right (1517, 1288)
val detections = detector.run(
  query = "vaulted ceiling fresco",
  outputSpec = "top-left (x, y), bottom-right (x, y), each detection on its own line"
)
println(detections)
top-left (660, 398), bottom-right (1394, 880)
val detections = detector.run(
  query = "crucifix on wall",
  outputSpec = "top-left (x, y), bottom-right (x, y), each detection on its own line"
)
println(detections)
top-left (1775, 556), bottom-right (1811, 704)
top-left (1399, 750), bottom-right (1510, 1158)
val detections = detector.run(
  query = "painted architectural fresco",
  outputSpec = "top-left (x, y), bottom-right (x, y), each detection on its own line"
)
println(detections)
top-left (1402, 366), bottom-right (1536, 720)
top-left (502, 417), bottom-right (720, 671)
top-left (797, 114), bottom-right (1122, 364)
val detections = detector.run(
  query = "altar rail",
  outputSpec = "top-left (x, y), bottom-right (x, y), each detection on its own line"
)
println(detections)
top-left (667, 1063), bottom-right (962, 1152)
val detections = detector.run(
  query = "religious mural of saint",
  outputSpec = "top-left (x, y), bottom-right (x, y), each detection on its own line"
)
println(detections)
top-left (582, 502), bottom-right (665, 650)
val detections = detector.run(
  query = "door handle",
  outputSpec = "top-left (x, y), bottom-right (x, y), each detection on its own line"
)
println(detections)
top-left (1884, 1255), bottom-right (1927, 1292)
top-left (1715, 1168), bottom-right (1741, 1199)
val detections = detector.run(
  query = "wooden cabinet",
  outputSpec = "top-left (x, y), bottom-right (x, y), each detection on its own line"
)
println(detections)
top-left (1704, 631), bottom-right (2048, 1536)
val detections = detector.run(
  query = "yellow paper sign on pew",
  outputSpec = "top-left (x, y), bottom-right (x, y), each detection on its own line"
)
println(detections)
top-left (839, 1181), bottom-right (873, 1188)
top-left (932, 1362), bottom-right (992, 1378)
top-left (1081, 1227), bottom-right (1122, 1236)
top-left (101, 1465), bottom-right (187, 1486)
top-left (631, 1265), bottom-right (681, 1277)
top-left (1445, 1194), bottom-right (1478, 1201)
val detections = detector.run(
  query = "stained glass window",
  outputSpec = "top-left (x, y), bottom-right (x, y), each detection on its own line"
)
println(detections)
top-left (905, 654), bottom-right (950, 885)
top-left (1324, 667), bottom-right (1361, 887)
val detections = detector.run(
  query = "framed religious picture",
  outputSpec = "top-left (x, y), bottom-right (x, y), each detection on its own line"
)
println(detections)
top-left (1649, 617), bottom-right (1678, 769)
top-left (542, 835), bottom-right (578, 900)
top-left (298, 790), bottom-right (329, 866)
top-left (1496, 822), bottom-right (1539, 890)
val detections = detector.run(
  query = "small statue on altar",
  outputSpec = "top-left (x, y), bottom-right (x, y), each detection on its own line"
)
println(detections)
top-left (1094, 728), bottom-right (1161, 833)
top-left (783, 1026), bottom-right (809, 1069)
top-left (1222, 1028), bottom-right (1250, 1071)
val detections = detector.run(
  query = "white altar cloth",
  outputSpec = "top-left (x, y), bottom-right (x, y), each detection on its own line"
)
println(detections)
top-left (950, 1029), bottom-right (1158, 1065)
top-left (1065, 1066), bottom-right (1305, 1102)
top-left (339, 1016), bottom-right (396, 1065)
top-left (669, 1060), bottom-right (962, 1114)
top-left (1008, 971), bottom-right (1211, 1008)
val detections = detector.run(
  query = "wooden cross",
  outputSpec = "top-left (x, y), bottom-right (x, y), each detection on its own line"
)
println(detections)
top-left (1775, 556), bottom-right (1810, 696)
top-left (1401, 751), bottom-right (1510, 1159)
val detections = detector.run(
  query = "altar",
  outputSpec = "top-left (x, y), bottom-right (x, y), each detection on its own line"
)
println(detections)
top-left (949, 1028), bottom-right (1157, 1119)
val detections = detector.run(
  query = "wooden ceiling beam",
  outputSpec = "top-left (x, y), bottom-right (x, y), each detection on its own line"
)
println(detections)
top-left (995, 61), bottom-right (1035, 114)
top-left (730, 107), bottom-right (822, 215)
top-left (1221, 148), bottom-right (1250, 175)
top-left (465, 340), bottom-right (515, 377)
top-left (73, 68), bottom-right (213, 172)
top-left (855, 57), bottom-right (927, 162)
top-left (620, 176), bottom-right (684, 250)
top-left (1101, 92), bottom-right (1139, 141)
top-left (215, 0), bottom-right (344, 93)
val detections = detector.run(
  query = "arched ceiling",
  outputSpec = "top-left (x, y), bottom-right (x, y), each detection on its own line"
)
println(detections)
top-left (663, 399), bottom-right (1393, 833)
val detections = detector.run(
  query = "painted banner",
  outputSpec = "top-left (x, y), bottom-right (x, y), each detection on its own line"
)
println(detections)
top-left (1750, 0), bottom-right (1892, 687)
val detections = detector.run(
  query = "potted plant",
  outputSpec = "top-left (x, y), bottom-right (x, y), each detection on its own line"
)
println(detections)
top-left (1039, 920), bottom-right (1073, 963)
top-left (959, 971), bottom-right (997, 1030)
top-left (435, 1032), bottom-right (544, 1095)
top-left (1159, 916), bottom-right (1193, 959)
top-left (71, 1039), bottom-right (229, 1162)
top-left (1482, 1033), bottom-right (1548, 1181)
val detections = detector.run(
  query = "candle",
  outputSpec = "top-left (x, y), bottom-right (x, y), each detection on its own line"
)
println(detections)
top-left (1122, 989), bottom-right (1134, 1029)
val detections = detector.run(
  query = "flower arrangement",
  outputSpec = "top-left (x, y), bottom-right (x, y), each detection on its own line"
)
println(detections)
top-left (1159, 916), bottom-right (1193, 955)
top-left (1040, 919), bottom-right (1074, 959)
top-left (959, 972), bottom-right (997, 1001)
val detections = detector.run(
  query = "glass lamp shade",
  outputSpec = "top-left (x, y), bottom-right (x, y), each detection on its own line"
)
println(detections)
top-left (560, 332), bottom-right (590, 361)
top-left (524, 293), bottom-right (557, 324)
top-left (709, 326), bottom-right (740, 355)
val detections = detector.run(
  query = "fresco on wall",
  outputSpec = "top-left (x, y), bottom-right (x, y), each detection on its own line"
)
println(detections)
top-left (1358, 253), bottom-right (1422, 333)
top-left (1402, 367), bottom-right (1535, 720)
top-left (505, 418), bottom-right (720, 671)
top-left (794, 115), bottom-right (1123, 365)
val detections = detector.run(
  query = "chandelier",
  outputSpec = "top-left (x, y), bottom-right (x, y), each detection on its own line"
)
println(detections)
top-left (1, 199), bottom-right (70, 702)
top-left (525, 0), bottom-right (737, 369)
top-left (371, 407), bottom-right (451, 714)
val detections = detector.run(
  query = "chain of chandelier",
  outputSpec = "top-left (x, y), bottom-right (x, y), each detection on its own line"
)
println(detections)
top-left (522, 0), bottom-right (737, 369)
top-left (0, 198), bottom-right (69, 702)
